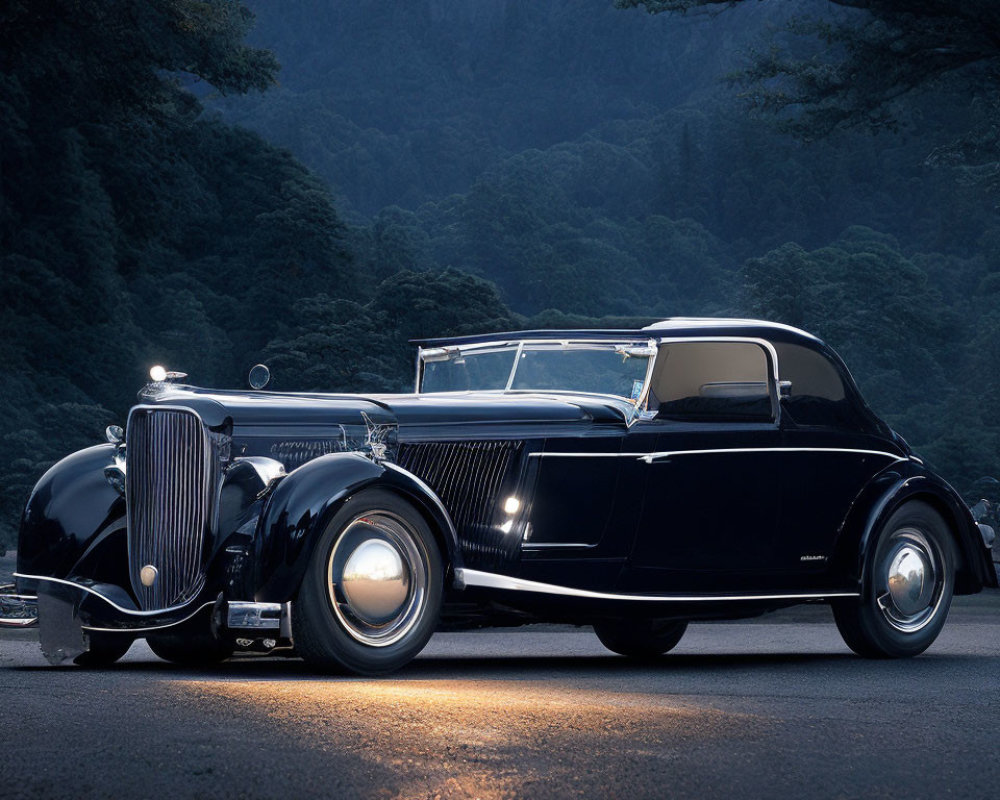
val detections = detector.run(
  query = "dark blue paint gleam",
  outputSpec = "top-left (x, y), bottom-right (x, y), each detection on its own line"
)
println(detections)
top-left (835, 462), bottom-right (994, 594)
top-left (16, 445), bottom-right (125, 588)
top-left (13, 318), bottom-right (998, 636)
top-left (251, 452), bottom-right (463, 603)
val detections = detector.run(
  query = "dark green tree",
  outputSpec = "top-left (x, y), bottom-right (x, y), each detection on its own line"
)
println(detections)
top-left (619, 1), bottom-right (1000, 184)
top-left (744, 227), bottom-right (956, 454)
top-left (262, 269), bottom-right (516, 393)
top-left (0, 1), bottom-right (349, 546)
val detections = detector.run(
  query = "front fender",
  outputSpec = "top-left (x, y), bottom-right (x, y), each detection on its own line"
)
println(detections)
top-left (16, 445), bottom-right (125, 586)
top-left (252, 452), bottom-right (461, 602)
top-left (834, 460), bottom-right (995, 594)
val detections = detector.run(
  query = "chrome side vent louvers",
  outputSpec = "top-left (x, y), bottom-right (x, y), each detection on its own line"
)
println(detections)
top-left (396, 441), bottom-right (524, 571)
top-left (126, 407), bottom-right (215, 610)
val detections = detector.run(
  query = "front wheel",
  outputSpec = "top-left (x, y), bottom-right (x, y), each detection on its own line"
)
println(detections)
top-left (147, 629), bottom-right (234, 665)
top-left (593, 618), bottom-right (688, 659)
top-left (74, 632), bottom-right (134, 667)
top-left (833, 500), bottom-right (954, 658)
top-left (293, 490), bottom-right (444, 675)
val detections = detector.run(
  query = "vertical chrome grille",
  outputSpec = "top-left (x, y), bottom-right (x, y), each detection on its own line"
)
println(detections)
top-left (126, 407), bottom-right (214, 610)
top-left (396, 441), bottom-right (524, 571)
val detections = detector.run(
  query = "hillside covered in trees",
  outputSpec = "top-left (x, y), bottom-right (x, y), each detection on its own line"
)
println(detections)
top-left (3, 0), bottom-right (1000, 546)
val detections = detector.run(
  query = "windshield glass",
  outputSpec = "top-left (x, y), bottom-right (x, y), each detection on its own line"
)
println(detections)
top-left (419, 341), bottom-right (653, 401)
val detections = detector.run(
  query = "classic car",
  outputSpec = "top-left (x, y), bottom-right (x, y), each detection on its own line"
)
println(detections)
top-left (1, 318), bottom-right (996, 674)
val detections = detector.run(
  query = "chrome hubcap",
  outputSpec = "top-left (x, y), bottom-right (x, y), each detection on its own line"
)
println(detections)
top-left (887, 545), bottom-right (932, 616)
top-left (328, 512), bottom-right (427, 647)
top-left (341, 540), bottom-right (409, 624)
top-left (876, 528), bottom-right (942, 633)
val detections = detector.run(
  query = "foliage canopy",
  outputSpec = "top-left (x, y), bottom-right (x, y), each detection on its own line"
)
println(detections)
top-left (4, 0), bottom-right (1000, 546)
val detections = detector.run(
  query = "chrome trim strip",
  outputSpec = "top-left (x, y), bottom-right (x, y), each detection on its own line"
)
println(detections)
top-left (14, 573), bottom-right (207, 617)
top-left (456, 568), bottom-right (860, 602)
top-left (0, 618), bottom-right (39, 629)
top-left (630, 337), bottom-right (658, 425)
top-left (0, 590), bottom-right (39, 628)
top-left (81, 603), bottom-right (215, 633)
top-left (637, 447), bottom-right (907, 465)
top-left (530, 452), bottom-right (649, 458)
top-left (644, 318), bottom-right (818, 341)
top-left (528, 447), bottom-right (906, 462)
top-left (503, 341), bottom-right (525, 391)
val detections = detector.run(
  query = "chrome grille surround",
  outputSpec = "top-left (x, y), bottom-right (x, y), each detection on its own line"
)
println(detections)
top-left (126, 406), bottom-right (216, 610)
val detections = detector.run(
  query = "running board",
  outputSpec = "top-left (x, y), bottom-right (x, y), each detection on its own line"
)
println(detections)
top-left (454, 569), bottom-right (858, 603)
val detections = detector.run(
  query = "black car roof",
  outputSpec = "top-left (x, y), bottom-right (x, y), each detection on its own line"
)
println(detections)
top-left (412, 318), bottom-right (823, 348)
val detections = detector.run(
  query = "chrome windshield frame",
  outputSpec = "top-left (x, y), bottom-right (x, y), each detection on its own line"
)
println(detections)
top-left (416, 337), bottom-right (658, 406)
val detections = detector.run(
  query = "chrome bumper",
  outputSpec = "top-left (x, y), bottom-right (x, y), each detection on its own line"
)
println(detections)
top-left (12, 574), bottom-right (289, 635)
top-left (9, 574), bottom-right (293, 665)
top-left (227, 601), bottom-right (286, 632)
top-left (0, 584), bottom-right (38, 628)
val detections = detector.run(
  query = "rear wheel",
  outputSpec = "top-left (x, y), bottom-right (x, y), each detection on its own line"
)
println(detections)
top-left (74, 632), bottom-right (134, 667)
top-left (593, 618), bottom-right (688, 659)
top-left (833, 501), bottom-right (954, 658)
top-left (293, 490), bottom-right (443, 675)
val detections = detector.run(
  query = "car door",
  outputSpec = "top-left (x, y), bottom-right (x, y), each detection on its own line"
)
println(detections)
top-left (516, 432), bottom-right (633, 591)
top-left (620, 339), bottom-right (786, 594)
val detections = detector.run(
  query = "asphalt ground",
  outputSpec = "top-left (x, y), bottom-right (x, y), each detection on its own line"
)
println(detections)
top-left (2, 552), bottom-right (999, 799)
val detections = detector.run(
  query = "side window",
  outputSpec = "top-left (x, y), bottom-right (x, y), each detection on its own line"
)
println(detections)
top-left (649, 341), bottom-right (774, 422)
top-left (773, 343), bottom-right (859, 428)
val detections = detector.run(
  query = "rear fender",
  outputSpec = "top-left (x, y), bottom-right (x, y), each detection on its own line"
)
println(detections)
top-left (252, 452), bottom-right (461, 602)
top-left (834, 462), bottom-right (995, 594)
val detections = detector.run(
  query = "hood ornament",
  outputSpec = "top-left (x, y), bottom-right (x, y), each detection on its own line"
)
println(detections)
top-left (361, 412), bottom-right (396, 462)
top-left (140, 365), bottom-right (189, 400)
top-left (149, 365), bottom-right (188, 382)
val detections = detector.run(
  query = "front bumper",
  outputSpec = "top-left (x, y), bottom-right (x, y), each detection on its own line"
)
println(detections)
top-left (8, 574), bottom-right (289, 639)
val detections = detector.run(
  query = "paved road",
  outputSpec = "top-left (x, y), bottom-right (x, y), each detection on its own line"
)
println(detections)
top-left (2, 592), bottom-right (998, 800)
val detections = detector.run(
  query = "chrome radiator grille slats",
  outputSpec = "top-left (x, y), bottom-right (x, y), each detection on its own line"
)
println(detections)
top-left (396, 441), bottom-right (524, 571)
top-left (126, 408), bottom-right (214, 610)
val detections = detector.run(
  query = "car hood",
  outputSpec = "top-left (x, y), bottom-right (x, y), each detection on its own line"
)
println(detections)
top-left (143, 385), bottom-right (633, 433)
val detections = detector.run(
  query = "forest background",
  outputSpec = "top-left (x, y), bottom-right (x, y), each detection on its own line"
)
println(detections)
top-left (3, 0), bottom-right (1000, 547)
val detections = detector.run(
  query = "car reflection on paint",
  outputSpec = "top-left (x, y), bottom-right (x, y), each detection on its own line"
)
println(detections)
top-left (2, 318), bottom-right (996, 673)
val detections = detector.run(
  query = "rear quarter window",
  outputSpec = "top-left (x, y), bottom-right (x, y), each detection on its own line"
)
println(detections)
top-left (773, 342), bottom-right (861, 429)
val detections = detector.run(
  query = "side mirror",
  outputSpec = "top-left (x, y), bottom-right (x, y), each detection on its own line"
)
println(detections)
top-left (778, 380), bottom-right (792, 399)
